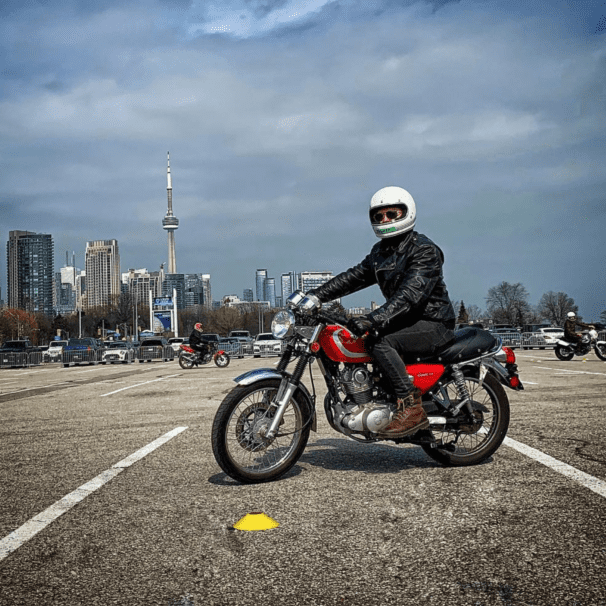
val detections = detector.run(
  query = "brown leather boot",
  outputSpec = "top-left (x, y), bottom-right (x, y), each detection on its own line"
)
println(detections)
top-left (379, 389), bottom-right (429, 438)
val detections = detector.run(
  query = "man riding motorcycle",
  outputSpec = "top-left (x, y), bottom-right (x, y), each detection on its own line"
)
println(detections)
top-left (564, 311), bottom-right (593, 353)
top-left (189, 322), bottom-right (213, 359)
top-left (307, 186), bottom-right (456, 438)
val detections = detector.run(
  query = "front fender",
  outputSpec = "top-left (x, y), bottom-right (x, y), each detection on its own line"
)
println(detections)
top-left (233, 368), bottom-right (317, 432)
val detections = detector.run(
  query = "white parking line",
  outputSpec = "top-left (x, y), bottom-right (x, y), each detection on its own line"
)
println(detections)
top-left (100, 374), bottom-right (180, 397)
top-left (532, 365), bottom-right (606, 377)
top-left (503, 436), bottom-right (606, 499)
top-left (0, 427), bottom-right (188, 562)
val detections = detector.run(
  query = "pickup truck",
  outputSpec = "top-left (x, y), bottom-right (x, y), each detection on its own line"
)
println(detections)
top-left (228, 330), bottom-right (254, 356)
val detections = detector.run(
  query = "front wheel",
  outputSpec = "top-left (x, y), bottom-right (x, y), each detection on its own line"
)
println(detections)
top-left (555, 345), bottom-right (574, 361)
top-left (421, 373), bottom-right (510, 466)
top-left (178, 352), bottom-right (195, 370)
top-left (211, 378), bottom-right (311, 484)
top-left (214, 352), bottom-right (230, 368)
top-left (595, 343), bottom-right (606, 361)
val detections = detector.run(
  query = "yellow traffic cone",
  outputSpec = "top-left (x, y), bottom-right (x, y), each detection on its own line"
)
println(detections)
top-left (233, 512), bottom-right (280, 531)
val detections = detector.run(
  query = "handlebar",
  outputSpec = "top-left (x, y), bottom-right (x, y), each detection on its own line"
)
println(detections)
top-left (317, 309), bottom-right (349, 327)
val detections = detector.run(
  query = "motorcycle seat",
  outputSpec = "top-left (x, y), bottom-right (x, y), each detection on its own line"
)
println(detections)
top-left (402, 327), bottom-right (499, 364)
top-left (436, 327), bottom-right (499, 363)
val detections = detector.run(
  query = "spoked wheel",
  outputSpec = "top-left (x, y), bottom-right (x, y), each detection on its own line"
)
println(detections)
top-left (178, 352), bottom-right (195, 370)
top-left (214, 353), bottom-right (230, 368)
top-left (421, 373), bottom-right (510, 466)
top-left (211, 378), bottom-right (311, 484)
top-left (594, 344), bottom-right (606, 361)
top-left (555, 345), bottom-right (574, 361)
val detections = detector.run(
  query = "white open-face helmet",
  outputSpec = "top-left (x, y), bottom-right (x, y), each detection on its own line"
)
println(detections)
top-left (369, 186), bottom-right (416, 239)
top-left (567, 312), bottom-right (576, 319)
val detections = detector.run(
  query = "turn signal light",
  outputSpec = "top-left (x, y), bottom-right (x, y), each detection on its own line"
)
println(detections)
top-left (502, 347), bottom-right (516, 365)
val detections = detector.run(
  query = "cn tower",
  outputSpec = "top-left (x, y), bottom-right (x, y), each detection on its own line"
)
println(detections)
top-left (162, 152), bottom-right (179, 274)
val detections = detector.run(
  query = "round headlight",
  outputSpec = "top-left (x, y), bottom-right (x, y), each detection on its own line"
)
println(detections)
top-left (271, 310), bottom-right (295, 339)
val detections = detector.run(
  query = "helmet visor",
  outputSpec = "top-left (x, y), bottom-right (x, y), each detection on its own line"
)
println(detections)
top-left (370, 205), bottom-right (407, 225)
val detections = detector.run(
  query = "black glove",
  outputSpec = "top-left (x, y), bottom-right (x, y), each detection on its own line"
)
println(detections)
top-left (347, 315), bottom-right (375, 338)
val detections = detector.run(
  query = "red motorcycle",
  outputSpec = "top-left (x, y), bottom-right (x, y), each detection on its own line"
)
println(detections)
top-left (212, 291), bottom-right (523, 484)
top-left (178, 343), bottom-right (230, 369)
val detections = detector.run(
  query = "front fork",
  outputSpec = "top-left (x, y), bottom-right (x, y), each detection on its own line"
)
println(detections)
top-left (265, 325), bottom-right (323, 439)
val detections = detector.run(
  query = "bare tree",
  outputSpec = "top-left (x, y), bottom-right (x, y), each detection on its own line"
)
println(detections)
top-left (466, 304), bottom-right (483, 322)
top-left (537, 291), bottom-right (578, 326)
top-left (486, 282), bottom-right (531, 326)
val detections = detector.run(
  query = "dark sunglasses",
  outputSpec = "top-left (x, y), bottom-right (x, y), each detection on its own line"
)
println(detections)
top-left (372, 208), bottom-right (404, 222)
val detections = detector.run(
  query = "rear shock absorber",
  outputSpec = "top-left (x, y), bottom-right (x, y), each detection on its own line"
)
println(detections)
top-left (451, 365), bottom-right (472, 414)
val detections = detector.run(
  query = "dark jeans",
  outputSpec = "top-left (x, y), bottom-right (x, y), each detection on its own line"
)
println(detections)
top-left (368, 320), bottom-right (455, 399)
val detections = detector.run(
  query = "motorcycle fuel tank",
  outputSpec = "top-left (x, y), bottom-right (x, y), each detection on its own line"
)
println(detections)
top-left (318, 325), bottom-right (372, 363)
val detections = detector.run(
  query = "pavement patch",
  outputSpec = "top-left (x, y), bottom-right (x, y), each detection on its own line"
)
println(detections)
top-left (0, 426), bottom-right (188, 562)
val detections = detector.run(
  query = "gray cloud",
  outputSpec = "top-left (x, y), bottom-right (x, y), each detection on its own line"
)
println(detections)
top-left (1, 0), bottom-right (605, 317)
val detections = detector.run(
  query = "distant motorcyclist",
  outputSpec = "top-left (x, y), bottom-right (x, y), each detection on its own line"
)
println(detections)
top-left (189, 322), bottom-right (213, 358)
top-left (564, 312), bottom-right (593, 352)
top-left (307, 186), bottom-right (456, 438)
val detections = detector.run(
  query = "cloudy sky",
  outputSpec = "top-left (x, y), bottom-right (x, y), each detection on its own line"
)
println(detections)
top-left (1, 0), bottom-right (605, 318)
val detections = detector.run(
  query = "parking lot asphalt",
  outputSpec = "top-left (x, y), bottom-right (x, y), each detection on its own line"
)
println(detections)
top-left (0, 354), bottom-right (605, 606)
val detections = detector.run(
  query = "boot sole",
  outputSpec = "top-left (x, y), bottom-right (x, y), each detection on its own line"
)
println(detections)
top-left (377, 418), bottom-right (430, 438)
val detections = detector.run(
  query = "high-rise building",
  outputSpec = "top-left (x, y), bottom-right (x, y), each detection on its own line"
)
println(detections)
top-left (281, 271), bottom-right (299, 302)
top-left (162, 273), bottom-right (185, 309)
top-left (123, 268), bottom-right (162, 305)
top-left (7, 230), bottom-right (54, 315)
top-left (264, 277), bottom-right (276, 308)
top-left (255, 269), bottom-right (267, 302)
top-left (84, 240), bottom-right (121, 309)
top-left (162, 152), bottom-right (179, 274)
top-left (184, 273), bottom-right (211, 309)
top-left (243, 288), bottom-right (254, 302)
top-left (299, 271), bottom-right (339, 304)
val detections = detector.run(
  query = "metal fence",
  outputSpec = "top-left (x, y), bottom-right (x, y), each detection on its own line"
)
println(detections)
top-left (61, 349), bottom-right (103, 366)
top-left (0, 351), bottom-right (43, 368)
top-left (490, 331), bottom-right (606, 350)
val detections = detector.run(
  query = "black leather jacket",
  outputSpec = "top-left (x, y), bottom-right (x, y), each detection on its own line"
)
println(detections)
top-left (189, 329), bottom-right (212, 350)
top-left (311, 231), bottom-right (456, 331)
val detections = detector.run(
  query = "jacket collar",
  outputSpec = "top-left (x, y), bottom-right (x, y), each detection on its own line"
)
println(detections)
top-left (379, 230), bottom-right (415, 254)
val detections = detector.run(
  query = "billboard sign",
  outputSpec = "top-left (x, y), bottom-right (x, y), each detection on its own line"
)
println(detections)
top-left (154, 297), bottom-right (173, 308)
top-left (153, 311), bottom-right (172, 333)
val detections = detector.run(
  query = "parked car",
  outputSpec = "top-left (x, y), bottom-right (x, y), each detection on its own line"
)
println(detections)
top-left (229, 330), bottom-right (253, 343)
top-left (62, 338), bottom-right (103, 367)
top-left (253, 333), bottom-right (283, 357)
top-left (538, 327), bottom-right (564, 345)
top-left (228, 330), bottom-right (253, 356)
top-left (219, 337), bottom-right (243, 358)
top-left (167, 337), bottom-right (189, 353)
top-left (0, 339), bottom-right (42, 368)
top-left (489, 328), bottom-right (521, 349)
top-left (102, 341), bottom-right (136, 364)
top-left (45, 340), bottom-right (68, 362)
top-left (138, 337), bottom-right (175, 363)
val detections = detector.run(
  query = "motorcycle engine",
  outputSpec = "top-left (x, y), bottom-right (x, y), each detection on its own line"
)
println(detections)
top-left (339, 364), bottom-right (373, 405)
top-left (337, 364), bottom-right (394, 433)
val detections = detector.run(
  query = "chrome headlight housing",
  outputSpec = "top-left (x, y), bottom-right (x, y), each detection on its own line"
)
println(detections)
top-left (271, 310), bottom-right (296, 339)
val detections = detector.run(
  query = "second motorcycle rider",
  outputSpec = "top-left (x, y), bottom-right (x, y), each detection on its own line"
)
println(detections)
top-left (308, 186), bottom-right (456, 438)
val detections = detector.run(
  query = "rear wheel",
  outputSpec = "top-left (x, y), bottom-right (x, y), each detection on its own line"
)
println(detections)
top-left (555, 345), bottom-right (574, 361)
top-left (595, 343), bottom-right (606, 361)
top-left (212, 379), bottom-right (311, 484)
top-left (421, 373), bottom-right (510, 466)
top-left (179, 352), bottom-right (195, 370)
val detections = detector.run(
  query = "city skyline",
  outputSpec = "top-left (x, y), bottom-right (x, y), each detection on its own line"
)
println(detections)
top-left (1, 1), bottom-right (605, 318)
